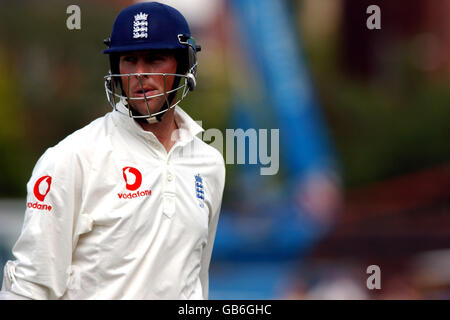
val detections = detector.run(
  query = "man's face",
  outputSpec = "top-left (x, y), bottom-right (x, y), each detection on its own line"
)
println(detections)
top-left (119, 50), bottom-right (178, 116)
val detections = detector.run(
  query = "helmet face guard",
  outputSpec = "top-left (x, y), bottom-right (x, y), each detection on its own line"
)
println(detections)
top-left (103, 2), bottom-right (201, 123)
top-left (104, 71), bottom-right (193, 123)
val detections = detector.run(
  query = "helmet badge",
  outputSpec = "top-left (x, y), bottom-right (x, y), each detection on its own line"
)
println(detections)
top-left (133, 12), bottom-right (148, 39)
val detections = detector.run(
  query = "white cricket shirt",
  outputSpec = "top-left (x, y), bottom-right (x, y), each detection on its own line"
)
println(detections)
top-left (1, 103), bottom-right (225, 300)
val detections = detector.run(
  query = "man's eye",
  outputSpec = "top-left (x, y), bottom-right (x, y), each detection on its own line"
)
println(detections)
top-left (123, 56), bottom-right (136, 63)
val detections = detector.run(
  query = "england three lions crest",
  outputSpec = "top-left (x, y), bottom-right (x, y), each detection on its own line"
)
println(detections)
top-left (195, 174), bottom-right (205, 208)
top-left (133, 12), bottom-right (148, 39)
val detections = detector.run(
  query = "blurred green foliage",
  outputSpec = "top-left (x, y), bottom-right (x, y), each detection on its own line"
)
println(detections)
top-left (301, 25), bottom-right (450, 188)
top-left (0, 50), bottom-right (30, 196)
top-left (0, 0), bottom-right (120, 196)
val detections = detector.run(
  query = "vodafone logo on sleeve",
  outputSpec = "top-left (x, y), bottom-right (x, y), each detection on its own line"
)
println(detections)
top-left (33, 175), bottom-right (52, 201)
top-left (28, 175), bottom-right (53, 212)
top-left (118, 167), bottom-right (151, 199)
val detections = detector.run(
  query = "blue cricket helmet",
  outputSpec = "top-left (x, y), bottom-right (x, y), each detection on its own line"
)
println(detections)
top-left (103, 2), bottom-right (191, 54)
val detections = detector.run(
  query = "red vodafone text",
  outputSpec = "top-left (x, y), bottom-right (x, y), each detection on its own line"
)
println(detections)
top-left (118, 189), bottom-right (152, 199)
top-left (27, 202), bottom-right (52, 211)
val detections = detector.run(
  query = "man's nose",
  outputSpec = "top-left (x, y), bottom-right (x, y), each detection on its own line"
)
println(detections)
top-left (135, 59), bottom-right (149, 76)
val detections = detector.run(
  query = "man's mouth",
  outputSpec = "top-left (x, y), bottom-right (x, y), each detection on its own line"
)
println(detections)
top-left (134, 87), bottom-right (158, 97)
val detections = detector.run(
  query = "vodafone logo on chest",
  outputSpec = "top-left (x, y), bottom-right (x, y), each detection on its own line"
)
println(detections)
top-left (28, 175), bottom-right (53, 212)
top-left (118, 167), bottom-right (151, 199)
top-left (123, 167), bottom-right (142, 191)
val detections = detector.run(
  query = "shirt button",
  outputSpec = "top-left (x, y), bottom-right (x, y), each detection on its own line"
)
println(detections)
top-left (167, 173), bottom-right (173, 181)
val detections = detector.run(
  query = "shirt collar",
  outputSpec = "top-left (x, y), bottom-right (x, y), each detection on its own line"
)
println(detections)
top-left (112, 101), bottom-right (204, 146)
top-left (173, 105), bottom-right (204, 144)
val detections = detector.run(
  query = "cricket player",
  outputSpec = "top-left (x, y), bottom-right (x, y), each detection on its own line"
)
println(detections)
top-left (0, 2), bottom-right (225, 299)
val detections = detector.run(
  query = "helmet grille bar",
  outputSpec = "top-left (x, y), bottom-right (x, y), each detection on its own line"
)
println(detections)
top-left (104, 73), bottom-right (192, 120)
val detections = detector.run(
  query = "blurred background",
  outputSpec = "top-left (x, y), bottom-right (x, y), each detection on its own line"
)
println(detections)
top-left (0, 0), bottom-right (449, 299)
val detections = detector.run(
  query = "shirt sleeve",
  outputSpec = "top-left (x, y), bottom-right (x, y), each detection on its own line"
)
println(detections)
top-left (199, 154), bottom-right (226, 299)
top-left (1, 145), bottom-right (85, 300)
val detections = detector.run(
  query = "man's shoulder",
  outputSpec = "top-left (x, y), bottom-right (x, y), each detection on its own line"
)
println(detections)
top-left (39, 113), bottom-right (113, 165)
top-left (192, 136), bottom-right (225, 167)
top-left (54, 113), bottom-right (112, 151)
top-left (28, 113), bottom-right (116, 183)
